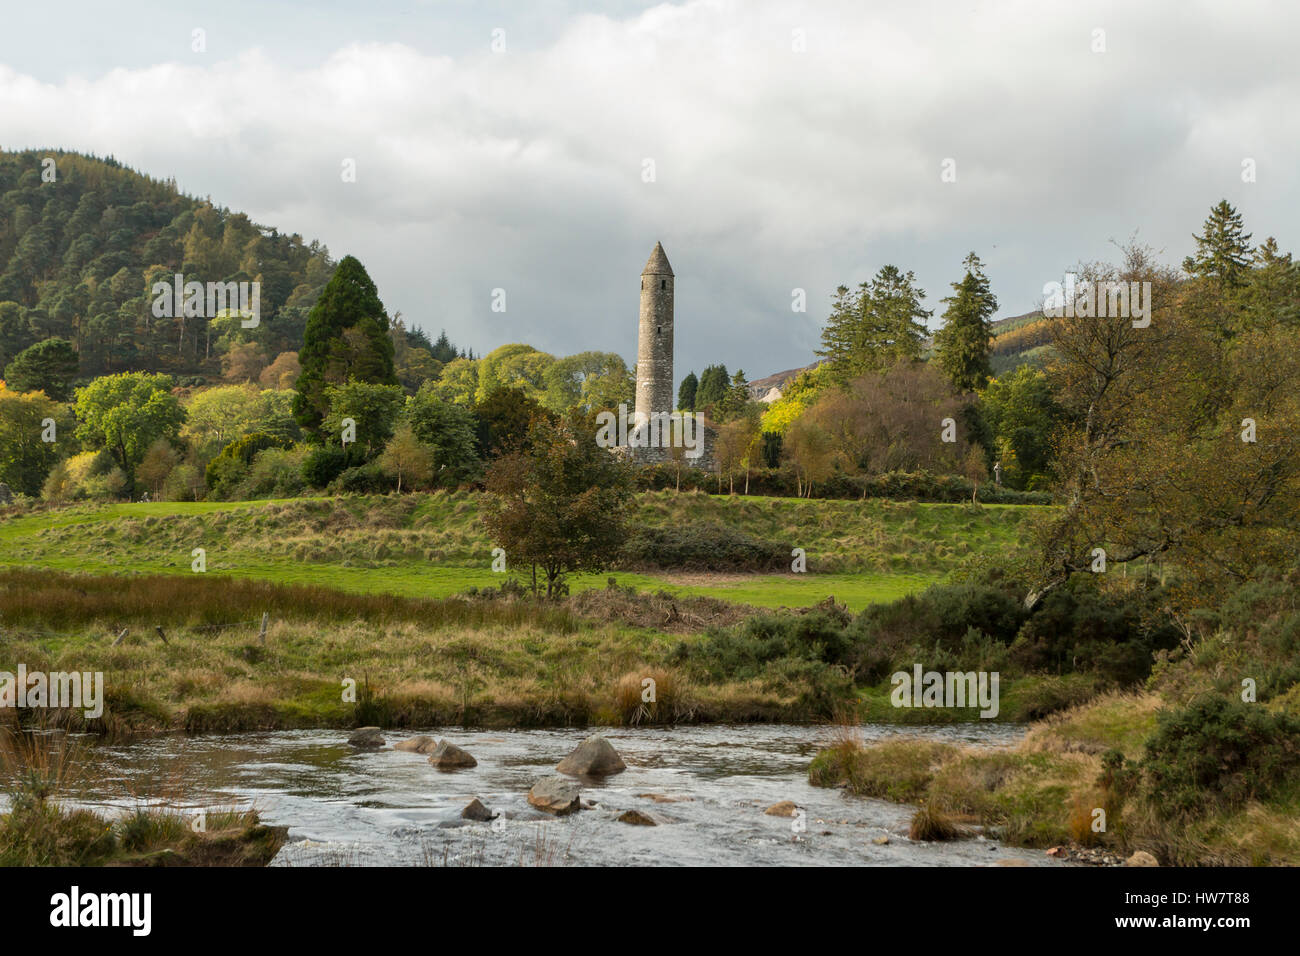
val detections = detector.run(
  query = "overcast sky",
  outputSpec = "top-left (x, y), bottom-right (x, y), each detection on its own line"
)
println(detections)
top-left (2, 0), bottom-right (1296, 382)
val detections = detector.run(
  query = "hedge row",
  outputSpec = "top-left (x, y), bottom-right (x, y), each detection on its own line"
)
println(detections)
top-left (632, 466), bottom-right (1053, 504)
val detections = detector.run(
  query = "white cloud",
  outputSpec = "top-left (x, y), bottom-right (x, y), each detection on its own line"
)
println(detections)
top-left (1, 0), bottom-right (1297, 379)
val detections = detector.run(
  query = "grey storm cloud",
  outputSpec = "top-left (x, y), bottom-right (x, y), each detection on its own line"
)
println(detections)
top-left (1, 0), bottom-right (1297, 383)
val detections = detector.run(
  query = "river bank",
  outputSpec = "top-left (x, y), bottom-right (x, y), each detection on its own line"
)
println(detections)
top-left (809, 692), bottom-right (1300, 866)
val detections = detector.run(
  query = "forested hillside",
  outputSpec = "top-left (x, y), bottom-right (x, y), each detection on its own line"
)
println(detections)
top-left (988, 310), bottom-right (1054, 373)
top-left (0, 149), bottom-right (334, 380)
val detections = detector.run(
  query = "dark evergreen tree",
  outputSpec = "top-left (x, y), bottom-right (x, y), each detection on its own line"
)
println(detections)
top-left (677, 371), bottom-right (698, 411)
top-left (934, 253), bottom-right (998, 392)
top-left (3, 337), bottom-right (80, 400)
top-left (431, 330), bottom-right (459, 365)
top-left (1183, 199), bottom-right (1254, 287)
top-left (293, 255), bottom-right (397, 432)
top-left (405, 324), bottom-right (435, 354)
top-left (1240, 237), bottom-right (1300, 331)
top-left (715, 368), bottom-right (751, 421)
top-left (695, 364), bottom-right (729, 410)
top-left (817, 265), bottom-right (931, 383)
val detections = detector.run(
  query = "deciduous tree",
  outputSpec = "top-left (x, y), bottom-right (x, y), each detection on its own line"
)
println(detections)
top-left (483, 413), bottom-right (633, 597)
top-left (73, 372), bottom-right (184, 484)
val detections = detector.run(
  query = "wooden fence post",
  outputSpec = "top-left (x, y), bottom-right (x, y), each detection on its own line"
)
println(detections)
top-left (155, 625), bottom-right (168, 645)
top-left (259, 612), bottom-right (269, 646)
top-left (111, 627), bottom-right (129, 646)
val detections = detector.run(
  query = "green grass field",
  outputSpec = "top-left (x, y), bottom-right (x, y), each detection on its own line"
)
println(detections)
top-left (0, 491), bottom-right (1048, 611)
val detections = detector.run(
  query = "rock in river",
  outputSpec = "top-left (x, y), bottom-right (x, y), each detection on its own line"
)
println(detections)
top-left (393, 735), bottom-right (438, 754)
top-left (462, 797), bottom-right (494, 822)
top-left (617, 810), bottom-right (658, 826)
top-left (428, 740), bottom-right (478, 770)
top-left (528, 777), bottom-right (582, 815)
top-left (764, 801), bottom-right (798, 817)
top-left (347, 727), bottom-right (385, 748)
top-left (556, 734), bottom-right (626, 776)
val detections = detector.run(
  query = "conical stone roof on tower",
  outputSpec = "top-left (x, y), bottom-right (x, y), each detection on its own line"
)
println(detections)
top-left (642, 241), bottom-right (674, 277)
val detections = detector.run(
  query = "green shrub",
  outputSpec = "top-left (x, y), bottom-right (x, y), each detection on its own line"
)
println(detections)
top-left (1010, 581), bottom-right (1180, 684)
top-left (1207, 575), bottom-right (1300, 702)
top-left (1141, 696), bottom-right (1300, 819)
top-left (760, 657), bottom-right (854, 717)
top-left (674, 609), bottom-right (854, 679)
top-left (230, 446), bottom-right (308, 499)
top-left (847, 582), bottom-right (1026, 682)
top-left (335, 462), bottom-right (393, 494)
top-left (203, 454), bottom-right (246, 498)
top-left (206, 432), bottom-right (291, 498)
top-left (619, 522), bottom-right (790, 571)
top-left (301, 445), bottom-right (364, 488)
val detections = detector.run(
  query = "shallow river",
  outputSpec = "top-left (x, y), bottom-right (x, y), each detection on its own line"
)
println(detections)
top-left (67, 723), bottom-right (1066, 867)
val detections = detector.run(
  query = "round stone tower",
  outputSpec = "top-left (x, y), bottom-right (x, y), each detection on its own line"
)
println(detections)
top-left (635, 241), bottom-right (674, 429)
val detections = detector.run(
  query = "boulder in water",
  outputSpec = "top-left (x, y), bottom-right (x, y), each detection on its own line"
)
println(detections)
top-left (528, 777), bottom-right (582, 815)
top-left (461, 797), bottom-right (494, 822)
top-left (428, 740), bottom-right (477, 770)
top-left (1125, 850), bottom-right (1159, 867)
top-left (764, 801), bottom-right (798, 817)
top-left (347, 727), bottom-right (385, 748)
top-left (556, 734), bottom-right (626, 776)
top-left (617, 809), bottom-right (658, 826)
top-left (393, 735), bottom-right (438, 753)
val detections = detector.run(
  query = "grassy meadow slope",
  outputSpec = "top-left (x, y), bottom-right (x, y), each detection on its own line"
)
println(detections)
top-left (0, 491), bottom-right (1047, 734)
top-left (0, 490), bottom-right (1047, 610)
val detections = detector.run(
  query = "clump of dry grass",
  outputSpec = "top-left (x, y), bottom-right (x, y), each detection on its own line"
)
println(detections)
top-left (909, 802), bottom-right (960, 841)
top-left (613, 667), bottom-right (695, 724)
top-left (0, 727), bottom-right (85, 808)
top-left (517, 824), bottom-right (571, 867)
top-left (828, 706), bottom-right (865, 753)
top-left (1067, 792), bottom-right (1106, 846)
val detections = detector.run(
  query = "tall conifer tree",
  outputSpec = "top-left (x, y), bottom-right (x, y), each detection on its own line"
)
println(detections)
top-left (293, 255), bottom-right (396, 432)
top-left (935, 252), bottom-right (998, 392)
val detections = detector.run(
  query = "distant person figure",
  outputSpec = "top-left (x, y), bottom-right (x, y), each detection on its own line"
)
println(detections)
top-left (140, 491), bottom-right (150, 503)
top-left (993, 461), bottom-right (1002, 486)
